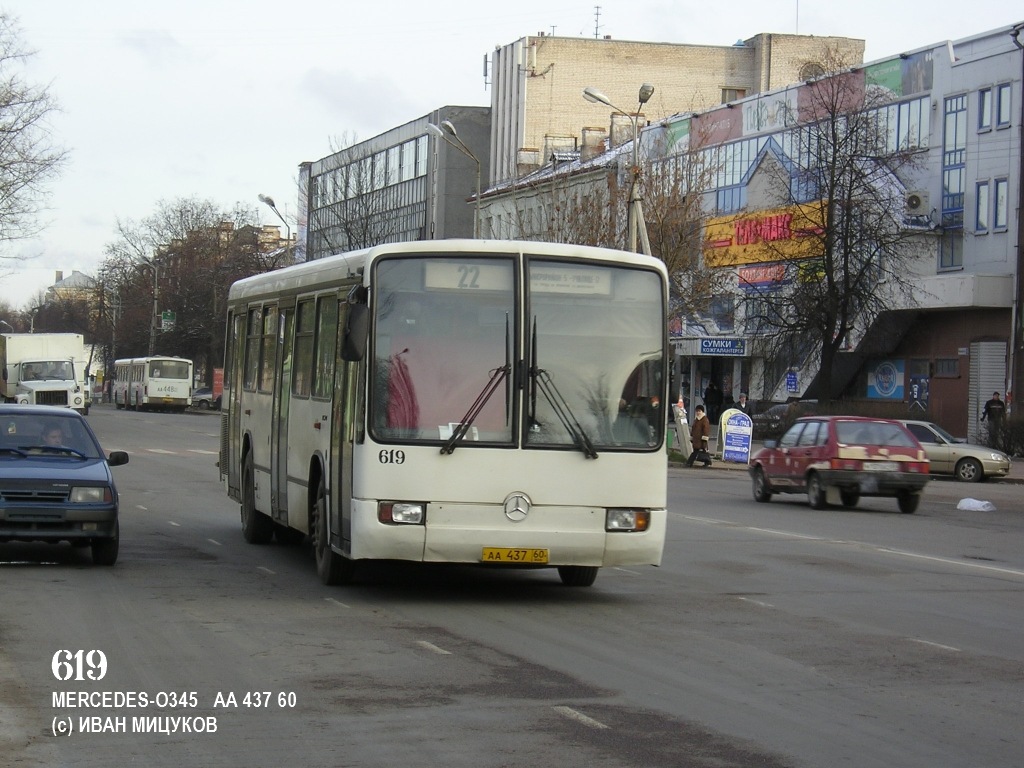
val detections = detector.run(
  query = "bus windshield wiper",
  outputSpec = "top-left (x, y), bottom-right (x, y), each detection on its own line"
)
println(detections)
top-left (441, 314), bottom-right (511, 456)
top-left (528, 320), bottom-right (598, 459)
top-left (440, 364), bottom-right (510, 455)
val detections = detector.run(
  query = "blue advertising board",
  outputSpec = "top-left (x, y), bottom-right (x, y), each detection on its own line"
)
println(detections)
top-left (720, 409), bottom-right (753, 464)
top-left (699, 338), bottom-right (746, 356)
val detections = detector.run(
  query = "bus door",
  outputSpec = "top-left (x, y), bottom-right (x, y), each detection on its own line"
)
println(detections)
top-left (271, 305), bottom-right (295, 523)
top-left (224, 312), bottom-right (246, 497)
top-left (332, 299), bottom-right (359, 553)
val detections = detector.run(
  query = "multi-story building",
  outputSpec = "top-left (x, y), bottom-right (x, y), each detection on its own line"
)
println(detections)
top-left (489, 33), bottom-right (865, 185)
top-left (478, 22), bottom-right (1022, 439)
top-left (667, 22), bottom-right (1022, 438)
top-left (302, 106), bottom-right (490, 262)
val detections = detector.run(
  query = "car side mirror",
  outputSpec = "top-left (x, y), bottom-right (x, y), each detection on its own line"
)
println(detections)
top-left (107, 450), bottom-right (129, 466)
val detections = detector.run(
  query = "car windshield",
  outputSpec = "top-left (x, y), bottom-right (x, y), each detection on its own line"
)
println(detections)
top-left (927, 422), bottom-right (958, 442)
top-left (836, 420), bottom-right (916, 447)
top-left (0, 414), bottom-right (102, 458)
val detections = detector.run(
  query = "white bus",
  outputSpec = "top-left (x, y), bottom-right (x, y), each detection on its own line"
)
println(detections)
top-left (220, 240), bottom-right (668, 587)
top-left (113, 356), bottom-right (194, 412)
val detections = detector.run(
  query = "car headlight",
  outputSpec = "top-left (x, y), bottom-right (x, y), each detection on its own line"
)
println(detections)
top-left (70, 487), bottom-right (112, 503)
top-left (606, 508), bottom-right (651, 532)
top-left (990, 452), bottom-right (1009, 461)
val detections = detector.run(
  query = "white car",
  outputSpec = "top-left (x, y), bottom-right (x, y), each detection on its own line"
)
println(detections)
top-left (900, 420), bottom-right (1010, 482)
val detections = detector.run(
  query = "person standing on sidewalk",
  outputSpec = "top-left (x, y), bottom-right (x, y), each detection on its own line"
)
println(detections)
top-left (686, 405), bottom-right (712, 467)
top-left (981, 391), bottom-right (1006, 447)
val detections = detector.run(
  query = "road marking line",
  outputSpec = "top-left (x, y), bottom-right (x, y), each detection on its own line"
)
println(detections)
top-left (168, 521), bottom-right (180, 527)
top-left (907, 638), bottom-right (961, 652)
top-left (552, 706), bottom-right (609, 729)
top-left (257, 566), bottom-right (275, 575)
top-left (189, 449), bottom-right (219, 455)
top-left (875, 548), bottom-right (1024, 578)
top-left (136, 505), bottom-right (148, 511)
top-left (737, 596), bottom-right (775, 609)
top-left (679, 515), bottom-right (1024, 579)
top-left (415, 641), bottom-right (452, 655)
top-left (207, 539), bottom-right (221, 546)
top-left (613, 567), bottom-right (642, 575)
top-left (146, 448), bottom-right (177, 454)
top-left (324, 597), bottom-right (350, 609)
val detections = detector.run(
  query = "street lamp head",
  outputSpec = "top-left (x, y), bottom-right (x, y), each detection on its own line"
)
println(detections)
top-left (258, 193), bottom-right (276, 208)
top-left (582, 86), bottom-right (611, 107)
top-left (440, 119), bottom-right (458, 137)
top-left (426, 123), bottom-right (445, 139)
top-left (638, 83), bottom-right (655, 105)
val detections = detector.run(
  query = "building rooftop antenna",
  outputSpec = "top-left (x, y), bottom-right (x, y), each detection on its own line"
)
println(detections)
top-left (593, 5), bottom-right (603, 39)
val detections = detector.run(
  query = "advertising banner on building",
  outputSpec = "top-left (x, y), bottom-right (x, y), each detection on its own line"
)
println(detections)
top-left (867, 359), bottom-right (905, 400)
top-left (704, 203), bottom-right (825, 267)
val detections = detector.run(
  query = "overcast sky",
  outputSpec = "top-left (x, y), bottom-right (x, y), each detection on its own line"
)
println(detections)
top-left (1, 0), bottom-right (1020, 309)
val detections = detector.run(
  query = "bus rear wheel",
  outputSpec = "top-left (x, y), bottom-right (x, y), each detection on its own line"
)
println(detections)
top-left (240, 454), bottom-right (273, 544)
top-left (557, 565), bottom-right (598, 587)
top-left (312, 475), bottom-right (354, 586)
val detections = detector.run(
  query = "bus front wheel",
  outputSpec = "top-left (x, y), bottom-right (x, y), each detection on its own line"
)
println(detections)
top-left (240, 454), bottom-right (273, 544)
top-left (557, 565), bottom-right (598, 587)
top-left (312, 475), bottom-right (354, 586)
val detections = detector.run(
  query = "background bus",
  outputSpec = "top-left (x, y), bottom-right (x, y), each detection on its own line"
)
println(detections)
top-left (221, 240), bottom-right (668, 587)
top-left (113, 356), bottom-right (193, 412)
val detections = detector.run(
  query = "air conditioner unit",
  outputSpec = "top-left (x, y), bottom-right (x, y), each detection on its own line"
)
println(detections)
top-left (904, 190), bottom-right (929, 214)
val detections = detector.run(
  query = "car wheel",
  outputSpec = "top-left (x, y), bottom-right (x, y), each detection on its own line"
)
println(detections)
top-left (954, 457), bottom-right (983, 483)
top-left (752, 467), bottom-right (773, 503)
top-left (807, 472), bottom-right (827, 509)
top-left (557, 566), bottom-right (598, 587)
top-left (312, 473), bottom-right (355, 585)
top-left (240, 453), bottom-right (273, 544)
top-left (840, 489), bottom-right (860, 508)
top-left (198, 399), bottom-right (209, 410)
top-left (91, 522), bottom-right (119, 566)
top-left (898, 491), bottom-right (921, 514)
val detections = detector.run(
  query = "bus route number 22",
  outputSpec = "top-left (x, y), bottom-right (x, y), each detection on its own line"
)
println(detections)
top-left (379, 450), bottom-right (406, 464)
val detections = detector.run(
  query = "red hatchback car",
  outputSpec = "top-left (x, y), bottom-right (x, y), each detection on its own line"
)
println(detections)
top-left (748, 415), bottom-right (931, 513)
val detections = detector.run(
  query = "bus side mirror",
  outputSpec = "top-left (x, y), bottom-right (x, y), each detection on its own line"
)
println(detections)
top-left (341, 304), bottom-right (368, 362)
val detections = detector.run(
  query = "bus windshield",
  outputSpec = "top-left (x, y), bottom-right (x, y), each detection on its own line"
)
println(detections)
top-left (369, 254), bottom-right (665, 451)
top-left (372, 256), bottom-right (515, 444)
top-left (526, 259), bottom-right (664, 451)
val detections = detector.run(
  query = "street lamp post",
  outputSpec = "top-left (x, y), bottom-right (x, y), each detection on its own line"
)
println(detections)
top-left (139, 257), bottom-right (160, 356)
top-left (427, 120), bottom-right (481, 238)
top-left (583, 83), bottom-right (655, 255)
top-left (258, 193), bottom-right (292, 246)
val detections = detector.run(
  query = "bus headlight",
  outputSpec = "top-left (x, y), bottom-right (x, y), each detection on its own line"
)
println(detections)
top-left (606, 508), bottom-right (651, 532)
top-left (378, 501), bottom-right (425, 525)
top-left (70, 487), bottom-right (112, 503)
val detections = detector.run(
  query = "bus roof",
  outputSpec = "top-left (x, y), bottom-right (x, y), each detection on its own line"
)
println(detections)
top-left (227, 239), bottom-right (667, 304)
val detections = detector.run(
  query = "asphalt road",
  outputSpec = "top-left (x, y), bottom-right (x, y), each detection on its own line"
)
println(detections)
top-left (1, 405), bottom-right (1021, 767)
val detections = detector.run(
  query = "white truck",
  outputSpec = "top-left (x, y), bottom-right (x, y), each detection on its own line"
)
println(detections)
top-left (1, 333), bottom-right (91, 415)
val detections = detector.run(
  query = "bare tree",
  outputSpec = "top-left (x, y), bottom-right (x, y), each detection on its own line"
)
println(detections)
top-left (98, 197), bottom-right (286, 383)
top-left (0, 13), bottom-right (67, 257)
top-left (733, 50), bottom-right (926, 402)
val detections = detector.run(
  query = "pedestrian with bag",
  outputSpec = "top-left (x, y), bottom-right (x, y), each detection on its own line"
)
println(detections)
top-left (686, 405), bottom-right (712, 467)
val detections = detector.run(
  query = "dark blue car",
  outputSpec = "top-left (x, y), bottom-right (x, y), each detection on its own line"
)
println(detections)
top-left (0, 406), bottom-right (129, 564)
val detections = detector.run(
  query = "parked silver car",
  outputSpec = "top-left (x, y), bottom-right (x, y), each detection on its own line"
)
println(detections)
top-left (900, 419), bottom-right (1010, 482)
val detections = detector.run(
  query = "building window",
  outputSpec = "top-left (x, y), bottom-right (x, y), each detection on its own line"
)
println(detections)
top-left (721, 88), bottom-right (746, 103)
top-left (416, 135), bottom-right (428, 178)
top-left (975, 181), bottom-right (989, 232)
top-left (996, 83), bottom-right (1012, 128)
top-left (940, 230), bottom-right (963, 270)
top-left (978, 88), bottom-right (992, 131)
top-left (940, 95), bottom-right (966, 268)
top-left (934, 358), bottom-right (958, 378)
top-left (994, 178), bottom-right (1009, 230)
